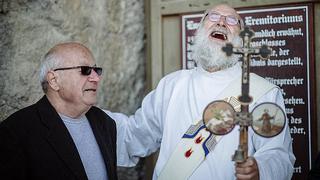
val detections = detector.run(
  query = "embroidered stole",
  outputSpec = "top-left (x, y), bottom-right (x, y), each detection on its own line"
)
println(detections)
top-left (158, 73), bottom-right (276, 180)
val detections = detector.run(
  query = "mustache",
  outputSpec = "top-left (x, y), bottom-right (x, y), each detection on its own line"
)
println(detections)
top-left (207, 26), bottom-right (229, 35)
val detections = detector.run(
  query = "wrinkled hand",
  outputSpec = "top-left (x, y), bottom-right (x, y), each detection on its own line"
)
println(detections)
top-left (235, 157), bottom-right (259, 180)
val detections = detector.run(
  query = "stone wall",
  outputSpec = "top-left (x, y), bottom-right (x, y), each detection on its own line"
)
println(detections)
top-left (0, 0), bottom-right (145, 119)
top-left (0, 0), bottom-right (146, 179)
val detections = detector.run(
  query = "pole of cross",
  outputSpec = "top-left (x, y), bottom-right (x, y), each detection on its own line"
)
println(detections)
top-left (222, 26), bottom-right (271, 162)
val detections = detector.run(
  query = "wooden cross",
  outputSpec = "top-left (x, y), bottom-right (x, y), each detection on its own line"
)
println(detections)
top-left (222, 26), bottom-right (271, 162)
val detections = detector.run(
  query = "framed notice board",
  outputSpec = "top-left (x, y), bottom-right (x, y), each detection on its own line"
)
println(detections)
top-left (181, 3), bottom-right (316, 180)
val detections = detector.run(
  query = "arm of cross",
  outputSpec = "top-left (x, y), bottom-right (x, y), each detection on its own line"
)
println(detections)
top-left (222, 26), bottom-right (271, 60)
top-left (259, 45), bottom-right (271, 59)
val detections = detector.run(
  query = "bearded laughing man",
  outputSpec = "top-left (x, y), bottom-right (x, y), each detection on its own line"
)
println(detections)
top-left (106, 4), bottom-right (295, 180)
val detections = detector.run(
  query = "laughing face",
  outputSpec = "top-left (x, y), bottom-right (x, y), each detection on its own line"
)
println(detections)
top-left (193, 4), bottom-right (243, 72)
top-left (203, 4), bottom-right (242, 45)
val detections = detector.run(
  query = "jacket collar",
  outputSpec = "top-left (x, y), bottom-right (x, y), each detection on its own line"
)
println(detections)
top-left (36, 96), bottom-right (117, 180)
top-left (86, 106), bottom-right (117, 180)
top-left (36, 96), bottom-right (88, 179)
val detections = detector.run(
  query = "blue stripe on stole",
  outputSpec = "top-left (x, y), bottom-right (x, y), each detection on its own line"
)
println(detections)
top-left (202, 133), bottom-right (213, 156)
top-left (182, 124), bottom-right (206, 139)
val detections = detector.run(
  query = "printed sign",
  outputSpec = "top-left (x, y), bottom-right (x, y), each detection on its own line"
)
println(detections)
top-left (181, 3), bottom-right (315, 180)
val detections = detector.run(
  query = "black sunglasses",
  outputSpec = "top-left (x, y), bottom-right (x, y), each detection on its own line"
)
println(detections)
top-left (53, 66), bottom-right (103, 76)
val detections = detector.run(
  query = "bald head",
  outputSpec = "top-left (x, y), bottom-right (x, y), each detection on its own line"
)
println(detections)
top-left (210, 4), bottom-right (241, 20)
top-left (39, 42), bottom-right (94, 93)
top-left (47, 42), bottom-right (93, 61)
top-left (200, 4), bottom-right (244, 30)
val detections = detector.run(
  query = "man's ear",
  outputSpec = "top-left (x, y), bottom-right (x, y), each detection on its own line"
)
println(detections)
top-left (46, 71), bottom-right (60, 91)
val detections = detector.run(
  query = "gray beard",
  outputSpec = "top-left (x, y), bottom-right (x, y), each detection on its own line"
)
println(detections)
top-left (193, 27), bottom-right (242, 71)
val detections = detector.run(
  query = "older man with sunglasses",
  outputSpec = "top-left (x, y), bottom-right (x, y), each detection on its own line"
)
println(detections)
top-left (0, 42), bottom-right (118, 180)
top-left (108, 3), bottom-right (295, 180)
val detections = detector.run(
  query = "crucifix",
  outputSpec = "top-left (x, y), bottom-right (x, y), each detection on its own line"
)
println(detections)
top-left (202, 26), bottom-right (286, 163)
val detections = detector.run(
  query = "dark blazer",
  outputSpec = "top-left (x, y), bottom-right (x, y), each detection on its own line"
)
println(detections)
top-left (0, 96), bottom-right (118, 180)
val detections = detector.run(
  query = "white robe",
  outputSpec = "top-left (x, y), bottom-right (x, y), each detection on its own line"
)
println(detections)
top-left (106, 63), bottom-right (295, 180)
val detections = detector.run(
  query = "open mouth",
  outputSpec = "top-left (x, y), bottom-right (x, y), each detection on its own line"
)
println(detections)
top-left (210, 31), bottom-right (227, 41)
top-left (84, 89), bottom-right (96, 92)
